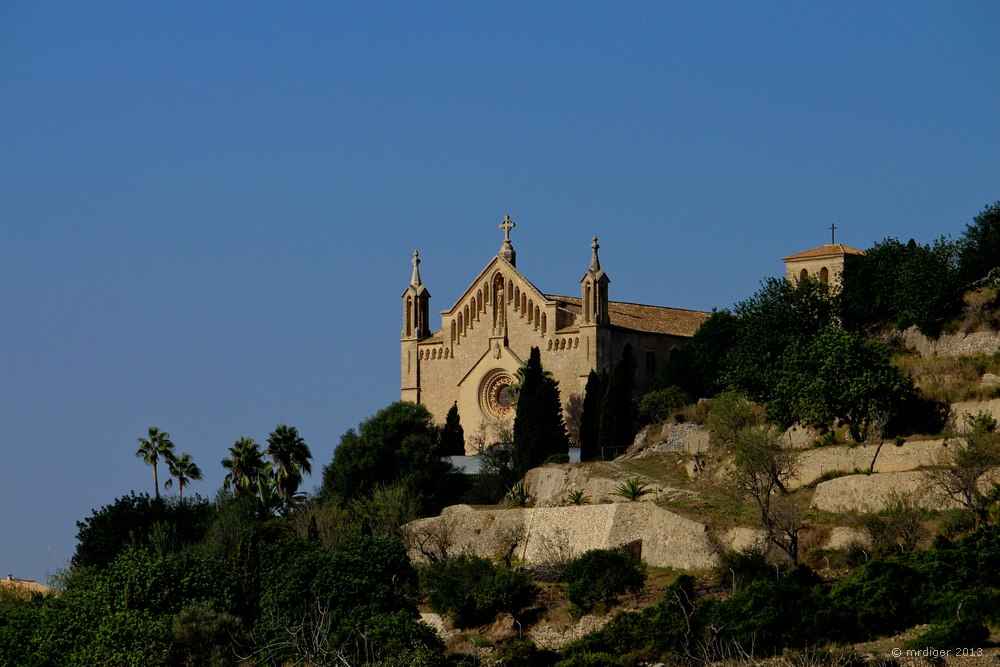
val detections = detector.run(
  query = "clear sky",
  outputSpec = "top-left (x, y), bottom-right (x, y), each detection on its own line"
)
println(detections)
top-left (2, 2), bottom-right (998, 584)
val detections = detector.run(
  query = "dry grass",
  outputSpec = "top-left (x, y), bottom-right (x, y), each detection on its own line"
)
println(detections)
top-left (895, 351), bottom-right (1000, 405)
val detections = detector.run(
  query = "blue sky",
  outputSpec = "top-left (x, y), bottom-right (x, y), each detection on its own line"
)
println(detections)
top-left (2, 2), bottom-right (998, 583)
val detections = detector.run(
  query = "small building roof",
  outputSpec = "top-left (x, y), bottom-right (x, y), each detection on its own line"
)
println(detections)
top-left (0, 575), bottom-right (55, 598)
top-left (782, 243), bottom-right (865, 262)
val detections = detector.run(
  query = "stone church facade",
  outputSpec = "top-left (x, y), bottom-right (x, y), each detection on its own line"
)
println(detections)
top-left (401, 216), bottom-right (710, 453)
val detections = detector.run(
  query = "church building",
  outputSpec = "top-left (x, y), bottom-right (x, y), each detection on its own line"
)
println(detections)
top-left (401, 216), bottom-right (710, 453)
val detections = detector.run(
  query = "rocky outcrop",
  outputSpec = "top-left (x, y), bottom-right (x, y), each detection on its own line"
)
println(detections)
top-left (523, 464), bottom-right (697, 507)
top-left (811, 471), bottom-right (957, 513)
top-left (949, 398), bottom-right (1000, 430)
top-left (788, 439), bottom-right (946, 489)
top-left (891, 326), bottom-right (1000, 357)
top-left (403, 502), bottom-right (720, 571)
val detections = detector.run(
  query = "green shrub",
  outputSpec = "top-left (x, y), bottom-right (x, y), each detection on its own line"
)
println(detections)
top-left (419, 555), bottom-right (537, 628)
top-left (905, 617), bottom-right (989, 651)
top-left (715, 547), bottom-right (770, 592)
top-left (563, 549), bottom-right (646, 609)
top-left (637, 387), bottom-right (691, 425)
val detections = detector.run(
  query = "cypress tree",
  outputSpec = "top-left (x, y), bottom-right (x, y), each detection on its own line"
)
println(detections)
top-left (512, 347), bottom-right (569, 477)
top-left (579, 370), bottom-right (606, 462)
top-left (440, 402), bottom-right (466, 455)
top-left (598, 348), bottom-right (637, 459)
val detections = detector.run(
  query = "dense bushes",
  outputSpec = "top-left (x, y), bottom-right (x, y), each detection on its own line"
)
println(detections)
top-left (563, 548), bottom-right (646, 609)
top-left (419, 554), bottom-right (538, 627)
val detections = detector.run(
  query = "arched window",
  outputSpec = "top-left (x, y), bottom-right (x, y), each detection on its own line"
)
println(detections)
top-left (451, 320), bottom-right (457, 344)
top-left (541, 312), bottom-right (547, 334)
top-left (405, 296), bottom-right (412, 337)
top-left (514, 286), bottom-right (520, 310)
top-left (534, 305), bottom-right (540, 328)
top-left (528, 299), bottom-right (533, 324)
top-left (521, 293), bottom-right (527, 315)
top-left (799, 268), bottom-right (808, 281)
top-left (819, 267), bottom-right (829, 284)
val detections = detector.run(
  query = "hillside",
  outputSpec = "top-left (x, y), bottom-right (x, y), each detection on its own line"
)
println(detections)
top-left (403, 327), bottom-right (1000, 664)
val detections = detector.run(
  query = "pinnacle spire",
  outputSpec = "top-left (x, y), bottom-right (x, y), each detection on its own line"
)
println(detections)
top-left (410, 249), bottom-right (422, 287)
top-left (589, 236), bottom-right (601, 272)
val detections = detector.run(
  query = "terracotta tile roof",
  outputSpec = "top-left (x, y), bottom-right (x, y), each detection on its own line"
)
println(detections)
top-left (782, 243), bottom-right (865, 261)
top-left (548, 295), bottom-right (709, 337)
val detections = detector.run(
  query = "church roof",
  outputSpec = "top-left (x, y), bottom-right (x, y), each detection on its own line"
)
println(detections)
top-left (547, 295), bottom-right (709, 337)
top-left (782, 243), bottom-right (865, 261)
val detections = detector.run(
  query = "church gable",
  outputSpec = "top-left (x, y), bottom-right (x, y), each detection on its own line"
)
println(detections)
top-left (401, 214), bottom-right (710, 449)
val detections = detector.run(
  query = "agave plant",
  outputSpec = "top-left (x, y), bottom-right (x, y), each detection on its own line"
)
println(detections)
top-left (613, 477), bottom-right (651, 502)
top-left (505, 482), bottom-right (530, 507)
top-left (565, 489), bottom-right (589, 506)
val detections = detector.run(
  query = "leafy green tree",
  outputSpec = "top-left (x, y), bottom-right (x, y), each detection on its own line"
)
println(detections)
top-left (439, 402), bottom-right (465, 456)
top-left (222, 436), bottom-right (268, 496)
top-left (959, 201), bottom-right (1000, 284)
top-left (253, 535), bottom-right (431, 662)
top-left (322, 401), bottom-right (465, 514)
top-left (266, 425), bottom-right (312, 512)
top-left (841, 237), bottom-right (963, 337)
top-left (705, 390), bottom-right (762, 447)
top-left (72, 494), bottom-right (213, 569)
top-left (164, 452), bottom-right (203, 501)
top-left (598, 347), bottom-right (637, 459)
top-left (725, 276), bottom-right (837, 401)
top-left (578, 370), bottom-right (607, 462)
top-left (512, 347), bottom-right (569, 476)
top-left (637, 386), bottom-right (691, 426)
top-left (663, 309), bottom-right (741, 399)
top-left (135, 426), bottom-right (176, 499)
top-left (768, 326), bottom-right (917, 442)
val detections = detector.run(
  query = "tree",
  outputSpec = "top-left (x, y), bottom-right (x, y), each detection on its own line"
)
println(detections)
top-left (663, 309), bottom-right (741, 399)
top-left (767, 326), bottom-right (917, 442)
top-left (725, 277), bottom-right (837, 401)
top-left (841, 237), bottom-right (963, 337)
top-left (578, 370), bottom-right (607, 462)
top-left (321, 401), bottom-right (465, 515)
top-left (730, 425), bottom-right (801, 563)
top-left (266, 425), bottom-right (312, 512)
top-left (71, 493), bottom-right (214, 569)
top-left (135, 426), bottom-right (176, 499)
top-left (439, 402), bottom-right (465, 456)
top-left (222, 436), bottom-right (268, 496)
top-left (959, 201), bottom-right (1000, 285)
top-left (512, 347), bottom-right (569, 476)
top-left (164, 452), bottom-right (203, 500)
top-left (925, 413), bottom-right (1000, 528)
top-left (598, 347), bottom-right (637, 459)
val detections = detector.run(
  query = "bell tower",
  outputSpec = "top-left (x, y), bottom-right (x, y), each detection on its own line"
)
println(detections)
top-left (401, 250), bottom-right (430, 403)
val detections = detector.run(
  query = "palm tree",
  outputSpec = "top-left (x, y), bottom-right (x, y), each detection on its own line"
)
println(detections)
top-left (266, 424), bottom-right (312, 511)
top-left (165, 452), bottom-right (203, 501)
top-left (221, 437), bottom-right (268, 496)
top-left (136, 426), bottom-right (176, 499)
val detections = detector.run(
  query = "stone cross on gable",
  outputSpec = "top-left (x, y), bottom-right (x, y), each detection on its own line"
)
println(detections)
top-left (830, 223), bottom-right (837, 244)
top-left (500, 215), bottom-right (516, 242)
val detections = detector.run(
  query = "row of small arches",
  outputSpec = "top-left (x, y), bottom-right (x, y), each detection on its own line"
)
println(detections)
top-left (419, 347), bottom-right (450, 360)
top-left (547, 337), bottom-right (579, 350)
top-left (452, 273), bottom-right (548, 344)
